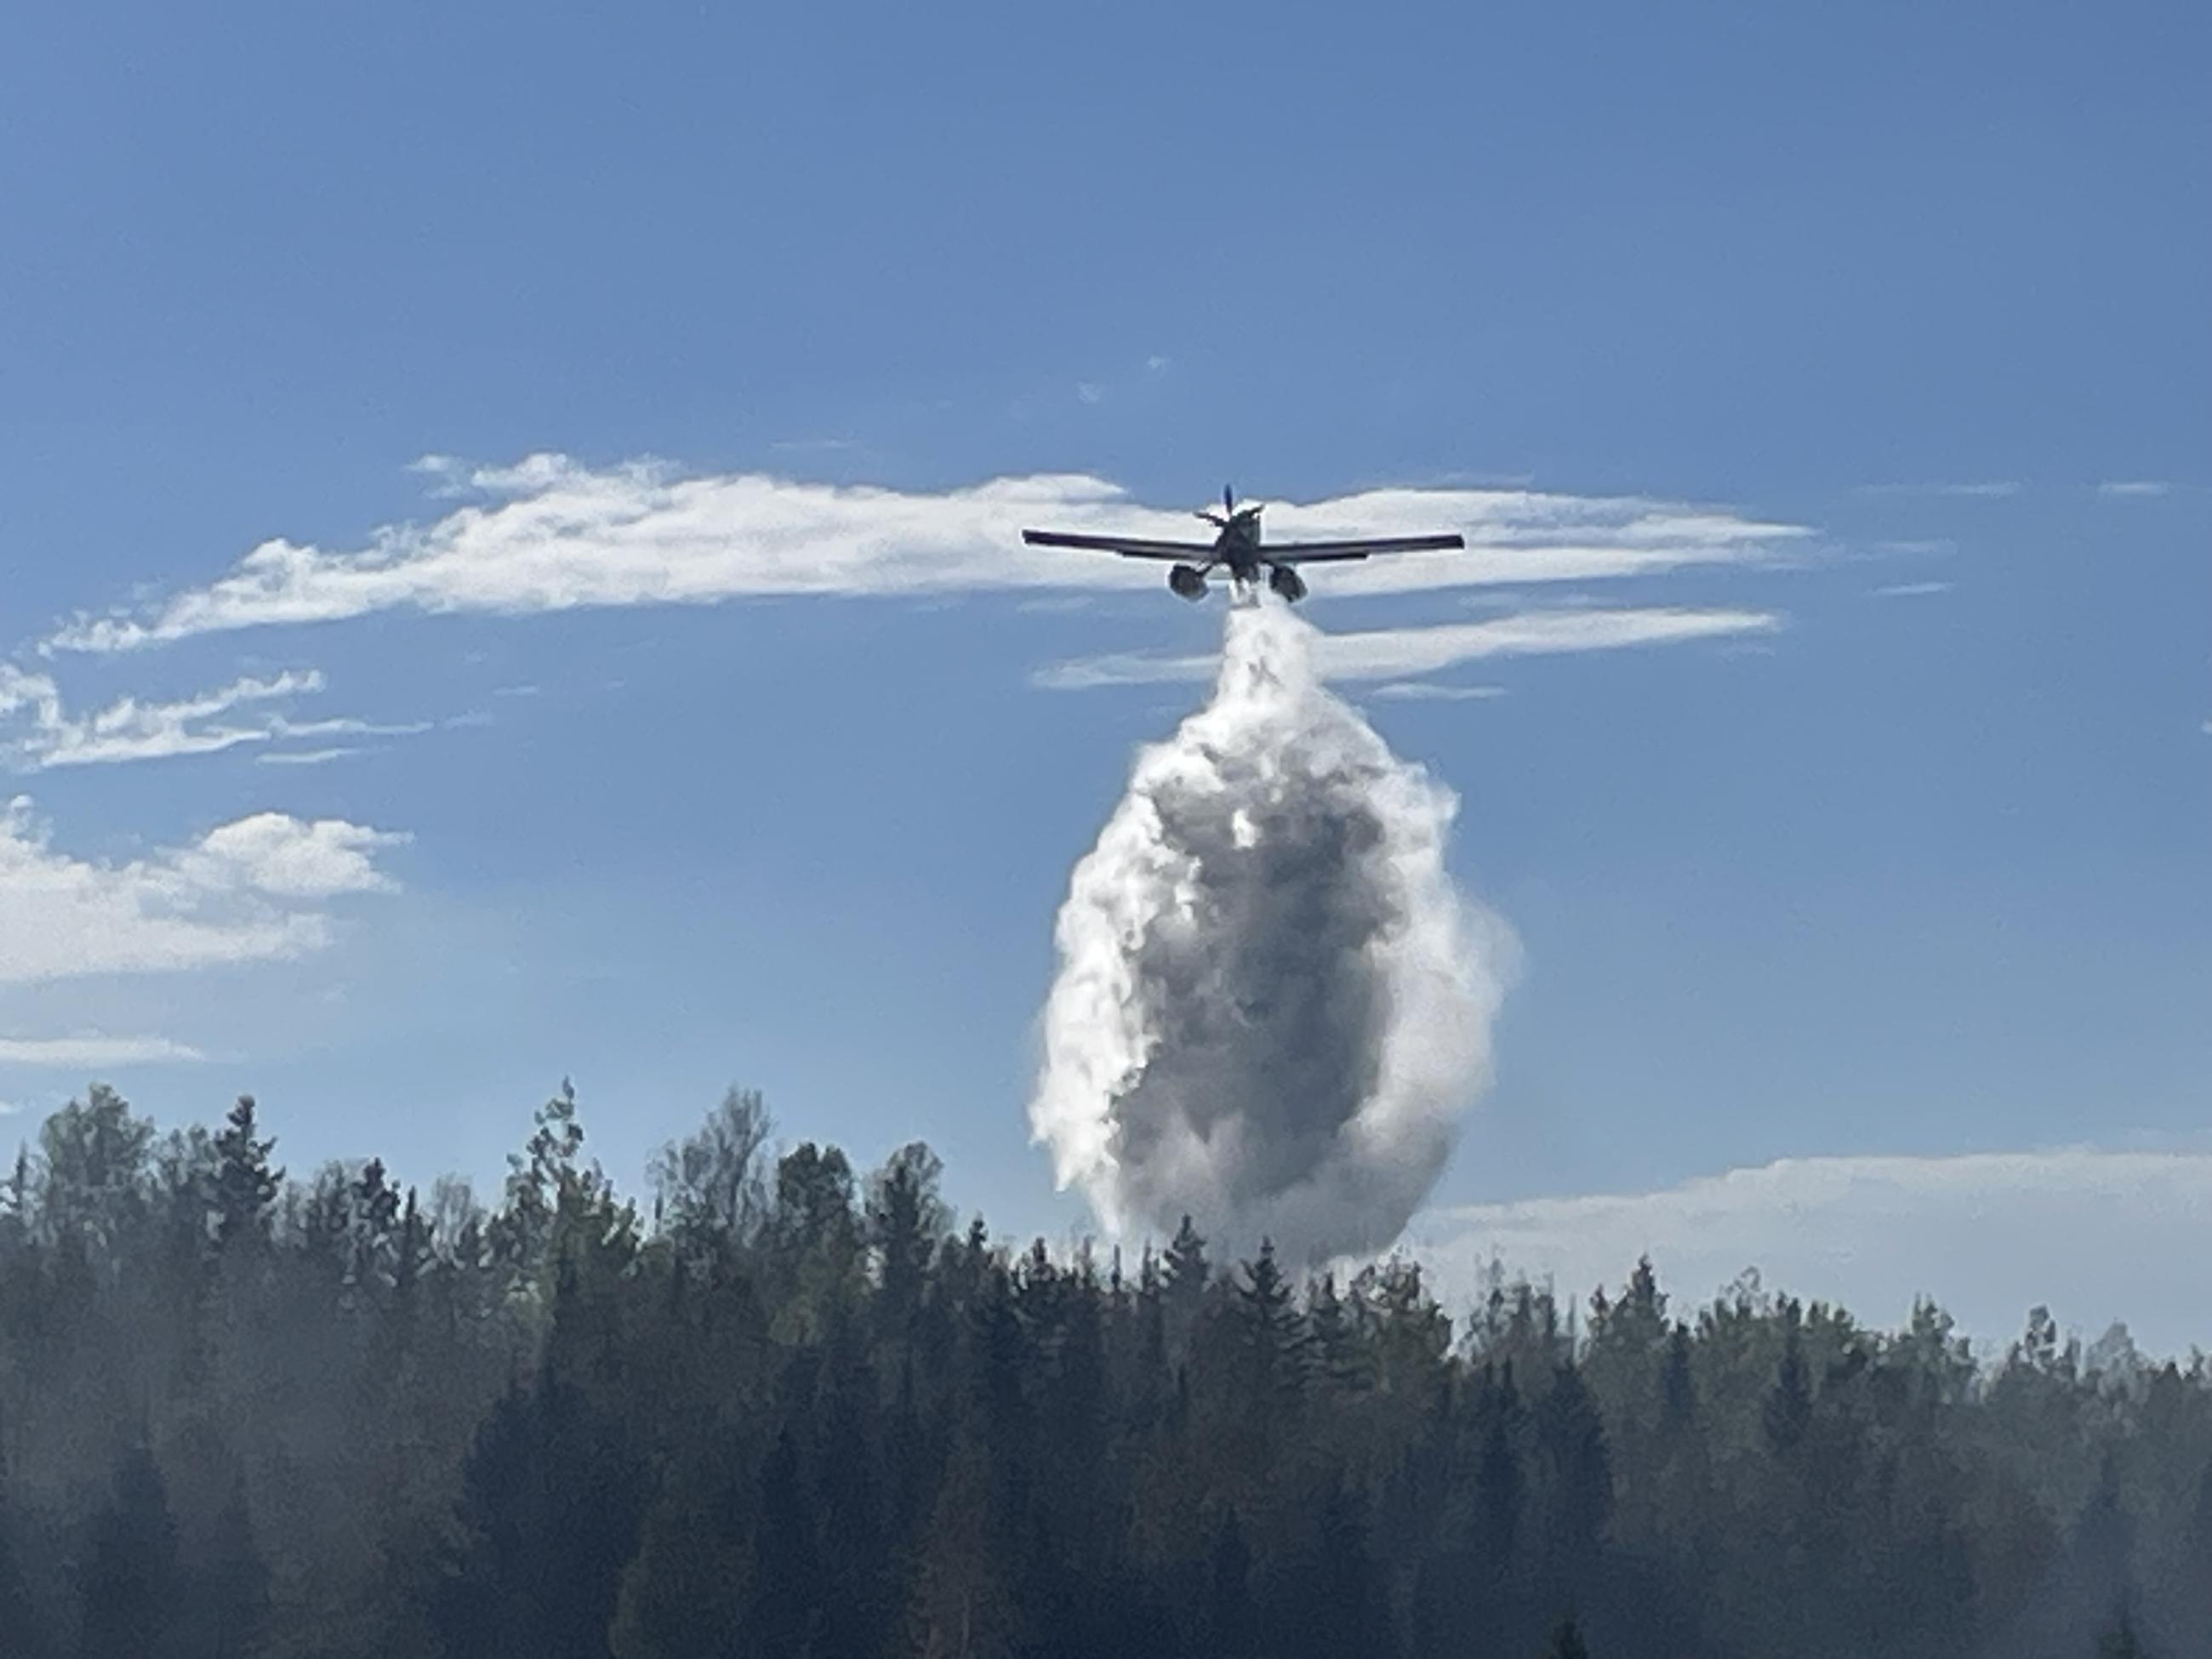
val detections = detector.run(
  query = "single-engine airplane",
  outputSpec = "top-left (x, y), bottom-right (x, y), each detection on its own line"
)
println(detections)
top-left (1022, 484), bottom-right (1463, 603)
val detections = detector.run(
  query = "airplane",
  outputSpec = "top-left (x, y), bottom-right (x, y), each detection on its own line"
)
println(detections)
top-left (1021, 485), bottom-right (1464, 603)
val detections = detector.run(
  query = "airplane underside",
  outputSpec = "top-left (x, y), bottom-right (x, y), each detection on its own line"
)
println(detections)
top-left (1167, 562), bottom-right (1306, 602)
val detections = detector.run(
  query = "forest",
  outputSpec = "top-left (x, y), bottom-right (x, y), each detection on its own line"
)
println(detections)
top-left (0, 1080), bottom-right (2202, 1658)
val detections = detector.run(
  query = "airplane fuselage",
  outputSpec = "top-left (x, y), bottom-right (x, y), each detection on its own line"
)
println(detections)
top-left (1212, 513), bottom-right (1266, 583)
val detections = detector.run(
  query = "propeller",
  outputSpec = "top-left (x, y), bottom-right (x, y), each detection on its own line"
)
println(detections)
top-left (1196, 484), bottom-right (1264, 527)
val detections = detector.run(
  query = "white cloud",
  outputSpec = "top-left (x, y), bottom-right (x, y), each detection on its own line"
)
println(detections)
top-left (272, 715), bottom-right (435, 739)
top-left (490, 684), bottom-right (540, 699)
top-left (1404, 1149), bottom-right (2212, 1360)
top-left (1, 665), bottom-right (325, 769)
top-left (1145, 355), bottom-right (1171, 373)
top-left (1075, 383), bottom-right (1103, 405)
top-left (255, 747), bottom-right (362, 767)
top-left (0, 1034), bottom-right (206, 1067)
top-left (0, 663), bottom-right (448, 772)
top-left (1036, 607), bottom-right (1781, 690)
top-left (43, 460), bottom-right (1809, 653)
top-left (2096, 480), bottom-right (2173, 499)
top-left (1365, 681), bottom-right (1510, 702)
top-left (1873, 580), bottom-right (1955, 598)
top-left (0, 796), bottom-right (404, 984)
top-left (1860, 481), bottom-right (2021, 499)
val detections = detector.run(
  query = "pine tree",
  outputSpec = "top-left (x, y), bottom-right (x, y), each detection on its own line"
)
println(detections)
top-left (608, 1445), bottom-right (751, 1659)
top-left (1660, 1320), bottom-right (1696, 1434)
top-left (210, 1096), bottom-right (282, 1250)
top-left (1203, 1507), bottom-right (1254, 1659)
top-left (2097, 1608), bottom-right (2144, 1658)
top-left (1233, 1240), bottom-right (1304, 1405)
top-left (1545, 1613), bottom-right (1592, 1659)
top-left (1536, 1360), bottom-right (1611, 1606)
top-left (868, 1141), bottom-right (946, 1344)
top-left (77, 1444), bottom-right (179, 1659)
top-left (744, 1425), bottom-right (826, 1658)
top-left (0, 1428), bottom-right (46, 1659)
top-left (176, 1472), bottom-right (271, 1659)
top-left (1764, 1305), bottom-right (1812, 1454)
top-left (1163, 1215), bottom-right (1209, 1355)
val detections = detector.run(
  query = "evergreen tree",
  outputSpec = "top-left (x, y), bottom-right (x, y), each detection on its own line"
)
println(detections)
top-left (2096, 1608), bottom-right (2144, 1659)
top-left (1202, 1507), bottom-right (1254, 1659)
top-left (744, 1425), bottom-right (826, 1658)
top-left (175, 1473), bottom-right (271, 1659)
top-left (869, 1141), bottom-right (947, 1343)
top-left (77, 1444), bottom-right (179, 1659)
top-left (1545, 1613), bottom-right (1592, 1659)
top-left (608, 1445), bottom-right (751, 1659)
top-left (1763, 1303), bottom-right (1813, 1454)
top-left (1660, 1320), bottom-right (1696, 1434)
top-left (1535, 1360), bottom-right (1611, 1609)
top-left (210, 1096), bottom-right (283, 1251)
top-left (1162, 1214), bottom-right (1209, 1354)
top-left (0, 1433), bottom-right (46, 1659)
top-left (1232, 1240), bottom-right (1304, 1405)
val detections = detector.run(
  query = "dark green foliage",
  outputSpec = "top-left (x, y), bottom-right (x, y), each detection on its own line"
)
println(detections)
top-left (78, 1444), bottom-right (179, 1659)
top-left (1, 1080), bottom-right (2209, 1656)
top-left (208, 1095), bottom-right (282, 1253)
top-left (2097, 1609), bottom-right (2145, 1658)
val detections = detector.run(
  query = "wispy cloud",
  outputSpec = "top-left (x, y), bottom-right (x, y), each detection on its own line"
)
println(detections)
top-left (490, 684), bottom-right (540, 699)
top-left (0, 666), bottom-right (441, 772)
top-left (1075, 383), bottom-right (1103, 405)
top-left (272, 715), bottom-right (435, 739)
top-left (1, 665), bottom-right (325, 769)
top-left (1036, 607), bottom-right (1782, 690)
top-left (42, 460), bottom-right (1810, 653)
top-left (1873, 581), bottom-right (1955, 599)
top-left (1859, 481), bottom-right (2021, 499)
top-left (1405, 1148), bottom-right (2212, 1360)
top-left (0, 795), bottom-right (405, 984)
top-left (1365, 682), bottom-right (1510, 703)
top-left (2095, 480), bottom-right (2173, 499)
top-left (255, 747), bottom-right (363, 767)
top-left (0, 1034), bottom-right (206, 1067)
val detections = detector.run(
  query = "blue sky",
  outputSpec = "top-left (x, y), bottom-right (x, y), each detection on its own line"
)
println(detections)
top-left (3, 3), bottom-right (2207, 1346)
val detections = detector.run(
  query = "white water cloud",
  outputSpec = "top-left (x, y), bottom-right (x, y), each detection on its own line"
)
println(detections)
top-left (1037, 607), bottom-right (1780, 690)
top-left (1405, 1149), bottom-right (2212, 1360)
top-left (0, 796), bottom-right (405, 984)
top-left (0, 1034), bottom-right (207, 1067)
top-left (2095, 480), bottom-right (2173, 499)
top-left (43, 460), bottom-right (1808, 653)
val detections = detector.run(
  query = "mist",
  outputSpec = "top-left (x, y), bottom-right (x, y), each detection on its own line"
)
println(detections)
top-left (1029, 599), bottom-right (1516, 1267)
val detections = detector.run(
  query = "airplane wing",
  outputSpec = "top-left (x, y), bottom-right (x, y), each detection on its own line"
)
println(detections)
top-left (1021, 530), bottom-right (1218, 562)
top-left (1264, 534), bottom-right (1466, 564)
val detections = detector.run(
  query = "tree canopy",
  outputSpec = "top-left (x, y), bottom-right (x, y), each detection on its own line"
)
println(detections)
top-left (0, 1081), bottom-right (2201, 1658)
